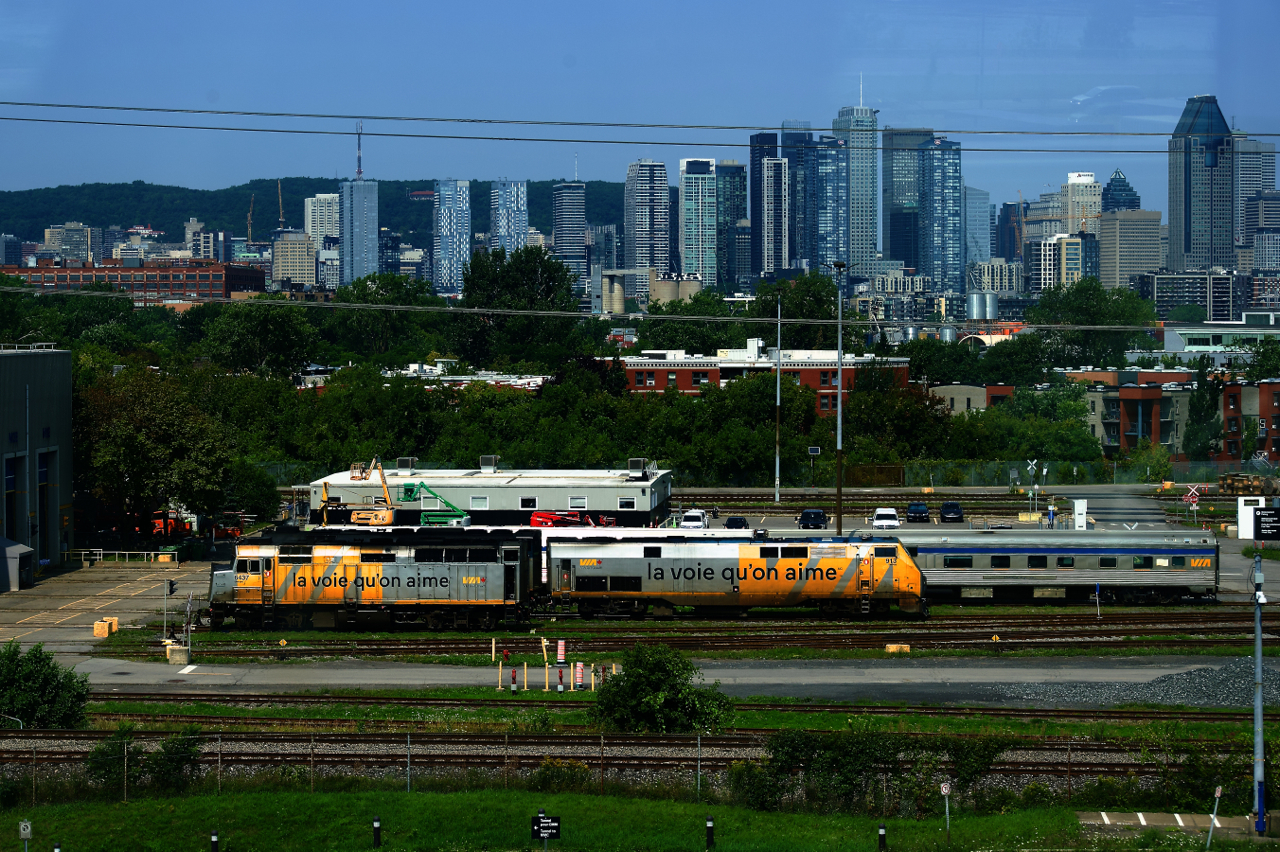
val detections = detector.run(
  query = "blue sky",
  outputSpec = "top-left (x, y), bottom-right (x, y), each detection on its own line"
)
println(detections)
top-left (1, 0), bottom-right (1276, 217)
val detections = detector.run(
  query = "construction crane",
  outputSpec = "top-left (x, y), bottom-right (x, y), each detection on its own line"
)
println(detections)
top-left (277, 179), bottom-right (285, 231)
top-left (247, 194), bottom-right (254, 243)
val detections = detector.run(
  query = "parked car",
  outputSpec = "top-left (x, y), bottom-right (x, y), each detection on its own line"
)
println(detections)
top-left (939, 501), bottom-right (965, 523)
top-left (905, 502), bottom-right (930, 523)
top-left (723, 516), bottom-right (750, 530)
top-left (679, 509), bottom-right (709, 529)
top-left (797, 509), bottom-right (829, 529)
top-left (871, 507), bottom-right (901, 530)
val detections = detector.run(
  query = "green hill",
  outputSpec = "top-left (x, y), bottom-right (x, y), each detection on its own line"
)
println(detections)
top-left (0, 178), bottom-right (626, 247)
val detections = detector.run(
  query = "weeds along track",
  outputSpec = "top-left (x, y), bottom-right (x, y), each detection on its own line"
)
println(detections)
top-left (109, 614), bottom-right (1280, 658)
top-left (0, 729), bottom-right (1246, 779)
top-left (86, 692), bottom-right (1268, 725)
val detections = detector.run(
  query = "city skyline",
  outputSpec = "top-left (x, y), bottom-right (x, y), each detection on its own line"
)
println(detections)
top-left (0, 1), bottom-right (1275, 222)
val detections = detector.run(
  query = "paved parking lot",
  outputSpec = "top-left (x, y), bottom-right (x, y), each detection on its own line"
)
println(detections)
top-left (0, 564), bottom-right (209, 652)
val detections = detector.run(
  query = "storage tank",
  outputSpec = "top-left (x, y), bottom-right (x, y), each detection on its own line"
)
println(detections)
top-left (940, 326), bottom-right (957, 343)
top-left (602, 276), bottom-right (625, 314)
top-left (984, 292), bottom-right (999, 321)
top-left (650, 278), bottom-right (679, 305)
top-left (904, 326), bottom-right (919, 342)
top-left (966, 291), bottom-right (986, 321)
top-left (677, 279), bottom-right (702, 301)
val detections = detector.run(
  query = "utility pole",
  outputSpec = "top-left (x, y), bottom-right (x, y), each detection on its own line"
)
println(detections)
top-left (834, 261), bottom-right (846, 536)
top-left (1254, 550), bottom-right (1267, 836)
top-left (774, 286), bottom-right (781, 504)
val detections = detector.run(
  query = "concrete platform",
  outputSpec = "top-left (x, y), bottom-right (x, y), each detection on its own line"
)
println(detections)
top-left (1078, 810), bottom-right (1265, 836)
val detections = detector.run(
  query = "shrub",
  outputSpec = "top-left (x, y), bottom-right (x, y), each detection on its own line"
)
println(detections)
top-left (727, 760), bottom-right (787, 811)
top-left (593, 643), bottom-right (734, 734)
top-left (144, 725), bottom-right (204, 792)
top-left (85, 723), bottom-right (144, 792)
top-left (0, 640), bottom-right (90, 729)
top-left (528, 758), bottom-right (591, 793)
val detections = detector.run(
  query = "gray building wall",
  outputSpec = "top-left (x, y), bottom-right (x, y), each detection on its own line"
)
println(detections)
top-left (0, 346), bottom-right (73, 569)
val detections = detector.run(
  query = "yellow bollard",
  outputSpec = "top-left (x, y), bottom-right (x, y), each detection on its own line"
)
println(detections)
top-left (591, 667), bottom-right (596, 691)
top-left (523, 662), bottom-right (528, 691)
top-left (544, 663), bottom-right (549, 692)
top-left (491, 638), bottom-right (495, 661)
top-left (612, 663), bottom-right (617, 675)
top-left (497, 663), bottom-right (502, 691)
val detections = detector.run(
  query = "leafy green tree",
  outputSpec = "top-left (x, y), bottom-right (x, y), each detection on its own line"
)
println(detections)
top-left (454, 246), bottom-right (583, 368)
top-left (593, 642), bottom-right (734, 733)
top-left (975, 334), bottom-right (1050, 386)
top-left (203, 301), bottom-right (318, 377)
top-left (747, 273), bottom-right (840, 350)
top-left (842, 363), bottom-right (953, 462)
top-left (1244, 337), bottom-right (1280, 382)
top-left (144, 724), bottom-right (204, 791)
top-left (639, 290), bottom-right (749, 354)
top-left (895, 338), bottom-right (980, 384)
top-left (1025, 277), bottom-right (1158, 367)
top-left (1183, 355), bottom-right (1224, 461)
top-left (1119, 439), bottom-right (1172, 482)
top-left (223, 460), bottom-right (282, 522)
top-left (75, 368), bottom-right (234, 531)
top-left (0, 640), bottom-right (90, 728)
top-left (1166, 304), bottom-right (1208, 323)
top-left (86, 722), bottom-right (143, 791)
top-left (326, 273), bottom-right (447, 363)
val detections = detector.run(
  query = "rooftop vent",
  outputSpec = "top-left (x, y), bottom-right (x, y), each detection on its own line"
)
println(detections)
top-left (480, 455), bottom-right (499, 474)
top-left (628, 458), bottom-right (650, 481)
top-left (396, 456), bottom-right (417, 472)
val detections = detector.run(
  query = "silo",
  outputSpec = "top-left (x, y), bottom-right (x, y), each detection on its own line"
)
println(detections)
top-left (983, 292), bottom-right (999, 321)
top-left (602, 275), bottom-right (625, 314)
top-left (651, 278), bottom-right (679, 305)
top-left (966, 291), bottom-right (986, 321)
top-left (940, 326), bottom-right (957, 343)
top-left (677, 278), bottom-right (702, 301)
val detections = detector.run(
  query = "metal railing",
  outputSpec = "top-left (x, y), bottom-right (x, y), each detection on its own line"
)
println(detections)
top-left (66, 549), bottom-right (181, 565)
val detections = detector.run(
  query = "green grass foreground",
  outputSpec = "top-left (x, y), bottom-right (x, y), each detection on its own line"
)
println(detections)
top-left (0, 790), bottom-right (1155, 852)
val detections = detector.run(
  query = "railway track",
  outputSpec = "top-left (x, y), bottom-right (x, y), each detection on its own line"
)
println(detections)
top-left (87, 692), bottom-right (1271, 725)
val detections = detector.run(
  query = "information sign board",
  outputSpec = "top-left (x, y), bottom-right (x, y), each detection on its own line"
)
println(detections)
top-left (532, 816), bottom-right (561, 841)
top-left (1256, 508), bottom-right (1280, 540)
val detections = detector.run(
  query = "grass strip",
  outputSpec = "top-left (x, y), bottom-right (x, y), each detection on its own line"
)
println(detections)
top-left (0, 790), bottom-right (1100, 852)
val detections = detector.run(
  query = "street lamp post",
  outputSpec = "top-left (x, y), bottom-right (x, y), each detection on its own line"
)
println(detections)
top-left (823, 262), bottom-right (847, 535)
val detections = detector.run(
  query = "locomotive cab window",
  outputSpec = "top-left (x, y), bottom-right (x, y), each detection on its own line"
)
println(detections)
top-left (1057, 556), bottom-right (1075, 568)
top-left (1027, 555), bottom-right (1048, 569)
top-left (1100, 557), bottom-right (1117, 568)
top-left (1133, 556), bottom-right (1154, 569)
top-left (643, 546), bottom-right (662, 558)
top-left (503, 549), bottom-right (520, 563)
top-left (906, 546), bottom-right (918, 557)
top-left (943, 556), bottom-right (972, 569)
top-left (238, 558), bottom-right (262, 574)
top-left (760, 547), bottom-right (778, 558)
top-left (873, 547), bottom-right (896, 558)
top-left (990, 555), bottom-right (1010, 568)
top-left (780, 546), bottom-right (808, 559)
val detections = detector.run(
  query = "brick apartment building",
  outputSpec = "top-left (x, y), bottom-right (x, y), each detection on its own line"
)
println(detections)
top-left (604, 338), bottom-right (910, 415)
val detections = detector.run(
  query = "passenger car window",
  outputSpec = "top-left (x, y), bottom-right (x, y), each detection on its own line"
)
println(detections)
top-left (1099, 557), bottom-right (1117, 568)
top-left (1027, 555), bottom-right (1048, 569)
top-left (1057, 557), bottom-right (1074, 567)
top-left (990, 555), bottom-right (1010, 568)
top-left (943, 556), bottom-right (972, 569)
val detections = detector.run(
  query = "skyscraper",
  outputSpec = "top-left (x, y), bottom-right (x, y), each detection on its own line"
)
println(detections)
top-left (304, 193), bottom-right (340, 250)
top-left (1168, 95), bottom-right (1234, 272)
top-left (1063, 172), bottom-right (1103, 235)
top-left (490, 180), bottom-right (529, 255)
top-left (1099, 210), bottom-right (1163, 288)
top-left (832, 105), bottom-right (878, 271)
top-left (881, 127), bottom-right (934, 270)
top-left (552, 182), bottom-right (587, 286)
top-left (919, 137), bottom-right (963, 292)
top-left (433, 179), bottom-right (471, 293)
top-left (995, 202), bottom-right (1025, 262)
top-left (340, 130), bottom-right (378, 286)
top-left (760, 158), bottom-right (789, 274)
top-left (748, 132), bottom-right (778, 276)
top-left (805, 136), bottom-right (849, 273)
top-left (962, 186), bottom-right (991, 268)
top-left (589, 224), bottom-right (618, 271)
top-left (780, 121), bottom-right (813, 266)
top-left (624, 159), bottom-right (669, 298)
top-left (1101, 169), bottom-right (1141, 212)
top-left (678, 159), bottom-right (717, 290)
top-left (715, 160), bottom-right (747, 287)
top-left (1233, 132), bottom-right (1277, 248)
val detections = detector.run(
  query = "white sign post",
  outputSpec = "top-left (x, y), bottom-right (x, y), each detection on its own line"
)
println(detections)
top-left (1206, 785), bottom-right (1222, 849)
top-left (1073, 499), bottom-right (1087, 531)
top-left (941, 782), bottom-right (951, 844)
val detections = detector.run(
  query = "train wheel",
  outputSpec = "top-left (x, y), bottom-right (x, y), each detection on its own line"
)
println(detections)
top-left (479, 610), bottom-right (497, 631)
top-left (426, 611), bottom-right (446, 631)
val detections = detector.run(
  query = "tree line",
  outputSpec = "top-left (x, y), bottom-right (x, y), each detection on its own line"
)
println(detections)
top-left (1, 256), bottom-right (1177, 538)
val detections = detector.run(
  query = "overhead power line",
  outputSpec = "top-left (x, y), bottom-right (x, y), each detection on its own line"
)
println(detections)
top-left (0, 284), bottom-right (1165, 332)
top-left (1, 99), bottom-right (1276, 138)
top-left (0, 115), bottom-right (1178, 155)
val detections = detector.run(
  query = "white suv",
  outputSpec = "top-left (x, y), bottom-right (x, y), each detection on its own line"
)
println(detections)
top-left (871, 508), bottom-right (901, 530)
top-left (679, 509), bottom-right (709, 529)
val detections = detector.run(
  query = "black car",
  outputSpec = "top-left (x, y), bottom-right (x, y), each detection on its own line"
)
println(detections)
top-left (723, 516), bottom-right (750, 530)
top-left (797, 509), bottom-right (829, 529)
top-left (939, 501), bottom-right (964, 523)
top-left (905, 502), bottom-right (930, 523)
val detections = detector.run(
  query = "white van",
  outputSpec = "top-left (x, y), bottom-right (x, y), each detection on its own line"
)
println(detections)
top-left (679, 509), bottom-right (709, 529)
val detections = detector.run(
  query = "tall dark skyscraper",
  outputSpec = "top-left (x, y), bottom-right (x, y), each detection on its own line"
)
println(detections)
top-left (995, 202), bottom-right (1027, 262)
top-left (780, 121), bottom-right (813, 266)
top-left (919, 136), bottom-right (963, 292)
top-left (881, 127), bottom-right (933, 270)
top-left (802, 136), bottom-right (848, 273)
top-left (623, 159), bottom-right (669, 298)
top-left (552, 181), bottom-right (587, 286)
top-left (749, 132), bottom-right (778, 276)
top-left (715, 160), bottom-right (747, 288)
top-left (1168, 95), bottom-right (1234, 272)
top-left (1101, 168), bottom-right (1141, 212)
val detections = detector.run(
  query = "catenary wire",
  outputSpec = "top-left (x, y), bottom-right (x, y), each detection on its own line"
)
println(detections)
top-left (0, 99), bottom-right (1275, 138)
top-left (0, 284), bottom-right (1167, 332)
top-left (0, 115), bottom-right (1178, 154)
